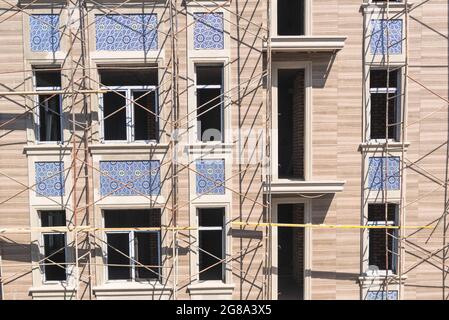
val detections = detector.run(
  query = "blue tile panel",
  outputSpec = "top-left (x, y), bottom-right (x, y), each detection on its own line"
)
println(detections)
top-left (366, 290), bottom-right (398, 300)
top-left (370, 19), bottom-right (403, 55)
top-left (196, 159), bottom-right (225, 195)
top-left (30, 14), bottom-right (60, 52)
top-left (193, 13), bottom-right (224, 50)
top-left (368, 157), bottom-right (400, 190)
top-left (99, 160), bottom-right (161, 196)
top-left (95, 14), bottom-right (158, 51)
top-left (35, 162), bottom-right (65, 197)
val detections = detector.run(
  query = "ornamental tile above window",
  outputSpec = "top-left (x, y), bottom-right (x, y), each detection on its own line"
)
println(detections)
top-left (35, 162), bottom-right (65, 197)
top-left (99, 160), bottom-right (161, 196)
top-left (368, 156), bottom-right (400, 190)
top-left (95, 14), bottom-right (158, 51)
top-left (29, 14), bottom-right (60, 52)
top-left (193, 13), bottom-right (224, 50)
top-left (370, 19), bottom-right (403, 55)
top-left (196, 159), bottom-right (225, 195)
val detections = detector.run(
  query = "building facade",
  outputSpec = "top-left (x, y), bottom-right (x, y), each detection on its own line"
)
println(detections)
top-left (0, 0), bottom-right (448, 300)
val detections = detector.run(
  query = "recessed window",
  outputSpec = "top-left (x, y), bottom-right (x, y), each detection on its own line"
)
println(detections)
top-left (198, 208), bottom-right (225, 281)
top-left (99, 68), bottom-right (159, 142)
top-left (104, 209), bottom-right (161, 281)
top-left (278, 69), bottom-right (305, 179)
top-left (34, 68), bottom-right (62, 142)
top-left (195, 65), bottom-right (224, 142)
top-left (40, 210), bottom-right (67, 281)
top-left (369, 69), bottom-right (400, 141)
top-left (277, 0), bottom-right (305, 36)
top-left (367, 203), bottom-right (398, 273)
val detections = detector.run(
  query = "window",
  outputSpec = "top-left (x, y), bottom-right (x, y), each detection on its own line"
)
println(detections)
top-left (278, 69), bottom-right (305, 179)
top-left (196, 65), bottom-right (224, 142)
top-left (99, 68), bottom-right (159, 142)
top-left (34, 68), bottom-right (62, 142)
top-left (198, 208), bottom-right (225, 281)
top-left (367, 204), bottom-right (398, 274)
top-left (277, 0), bottom-right (305, 35)
top-left (104, 209), bottom-right (161, 281)
top-left (40, 210), bottom-right (67, 281)
top-left (369, 69), bottom-right (400, 141)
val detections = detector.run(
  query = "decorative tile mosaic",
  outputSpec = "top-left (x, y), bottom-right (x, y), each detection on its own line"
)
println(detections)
top-left (196, 159), bottom-right (225, 195)
top-left (99, 161), bottom-right (160, 196)
top-left (366, 290), bottom-right (398, 300)
top-left (29, 14), bottom-right (60, 52)
top-left (193, 13), bottom-right (224, 50)
top-left (370, 19), bottom-right (403, 55)
top-left (368, 157), bottom-right (400, 190)
top-left (35, 162), bottom-right (65, 197)
top-left (95, 14), bottom-right (158, 51)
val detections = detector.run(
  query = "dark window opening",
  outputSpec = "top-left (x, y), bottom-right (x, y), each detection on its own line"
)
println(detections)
top-left (370, 69), bottom-right (400, 140)
top-left (277, 0), bottom-right (305, 35)
top-left (103, 91), bottom-right (127, 141)
top-left (368, 204), bottom-right (398, 273)
top-left (104, 209), bottom-right (161, 281)
top-left (40, 210), bottom-right (67, 281)
top-left (35, 69), bottom-right (62, 142)
top-left (196, 65), bottom-right (224, 142)
top-left (133, 91), bottom-right (158, 141)
top-left (99, 67), bottom-right (159, 142)
top-left (277, 203), bottom-right (304, 300)
top-left (278, 69), bottom-right (305, 179)
top-left (198, 208), bottom-right (225, 281)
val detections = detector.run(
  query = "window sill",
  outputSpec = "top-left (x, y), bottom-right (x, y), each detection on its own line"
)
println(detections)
top-left (266, 180), bottom-right (346, 194)
top-left (263, 36), bottom-right (346, 53)
top-left (29, 284), bottom-right (76, 300)
top-left (93, 282), bottom-right (172, 300)
top-left (361, 2), bottom-right (413, 11)
top-left (89, 143), bottom-right (170, 155)
top-left (23, 144), bottom-right (71, 156)
top-left (187, 281), bottom-right (235, 299)
top-left (359, 141), bottom-right (410, 152)
top-left (358, 274), bottom-right (407, 286)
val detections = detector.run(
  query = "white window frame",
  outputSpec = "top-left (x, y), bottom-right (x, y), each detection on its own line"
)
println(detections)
top-left (197, 208), bottom-right (225, 282)
top-left (104, 229), bottom-right (161, 283)
top-left (34, 71), bottom-right (63, 144)
top-left (99, 85), bottom-right (159, 143)
top-left (367, 68), bottom-right (402, 142)
top-left (272, 0), bottom-right (311, 37)
top-left (194, 64), bottom-right (225, 143)
top-left (365, 204), bottom-right (399, 276)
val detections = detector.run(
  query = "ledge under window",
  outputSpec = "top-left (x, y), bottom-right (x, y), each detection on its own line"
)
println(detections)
top-left (89, 143), bottom-right (169, 155)
top-left (29, 285), bottom-right (76, 300)
top-left (93, 282), bottom-right (172, 300)
top-left (359, 141), bottom-right (410, 152)
top-left (265, 180), bottom-right (346, 194)
top-left (358, 274), bottom-right (407, 286)
top-left (263, 36), bottom-right (346, 53)
top-left (23, 144), bottom-right (71, 156)
top-left (187, 281), bottom-right (235, 300)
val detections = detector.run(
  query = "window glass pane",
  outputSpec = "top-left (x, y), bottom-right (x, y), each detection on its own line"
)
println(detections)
top-left (99, 68), bottom-right (158, 86)
top-left (199, 230), bottom-right (223, 281)
top-left (199, 208), bottom-right (224, 227)
top-left (135, 232), bottom-right (160, 280)
top-left (197, 88), bottom-right (222, 142)
top-left (370, 93), bottom-right (397, 139)
top-left (41, 210), bottom-right (66, 227)
top-left (43, 233), bottom-right (67, 281)
top-left (35, 70), bottom-right (61, 87)
top-left (104, 209), bottom-right (161, 228)
top-left (38, 94), bottom-right (61, 142)
top-left (103, 91), bottom-right (127, 140)
top-left (368, 204), bottom-right (396, 222)
top-left (133, 91), bottom-right (158, 141)
top-left (368, 228), bottom-right (394, 271)
top-left (107, 233), bottom-right (131, 280)
top-left (277, 0), bottom-right (304, 36)
top-left (196, 66), bottom-right (222, 86)
top-left (370, 70), bottom-right (398, 88)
